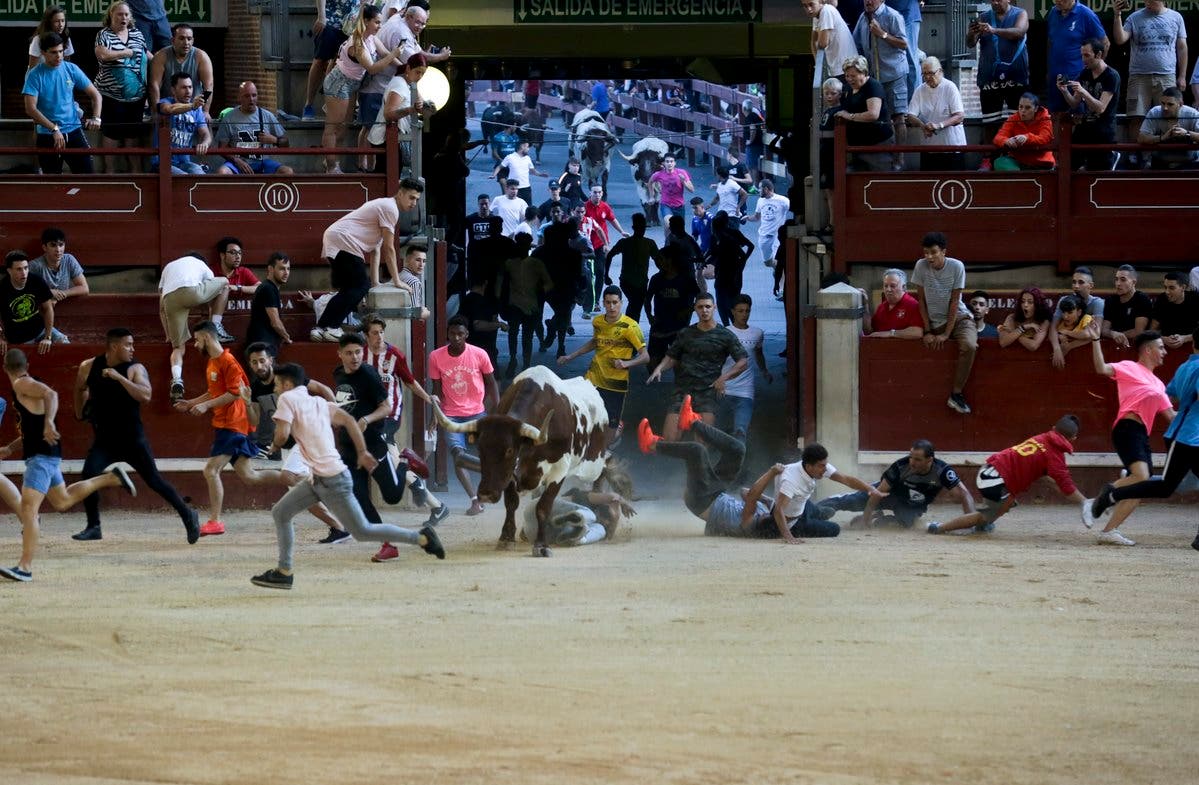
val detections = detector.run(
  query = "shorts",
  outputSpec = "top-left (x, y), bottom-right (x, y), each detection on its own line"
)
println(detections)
top-left (669, 386), bottom-right (719, 416)
top-left (218, 158), bottom-right (284, 175)
top-left (1112, 418), bottom-right (1153, 472)
top-left (703, 492), bottom-right (771, 537)
top-left (281, 447), bottom-right (310, 478)
top-left (100, 98), bottom-right (146, 141)
top-left (1126, 73), bottom-right (1174, 117)
top-left (161, 277), bottom-right (229, 347)
top-left (596, 387), bottom-right (626, 427)
top-left (759, 233), bottom-right (779, 264)
top-left (882, 76), bottom-right (908, 117)
top-left (357, 91), bottom-right (384, 126)
top-left (23, 453), bottom-right (64, 494)
top-left (975, 463), bottom-right (1010, 522)
top-left (211, 428), bottom-right (258, 462)
top-left (323, 67), bottom-right (362, 101)
top-left (445, 411), bottom-right (486, 452)
top-left (313, 26), bottom-right (349, 61)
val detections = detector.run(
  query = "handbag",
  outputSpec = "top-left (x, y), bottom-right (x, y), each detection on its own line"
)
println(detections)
top-left (111, 46), bottom-right (147, 102)
top-left (989, 11), bottom-right (1026, 82)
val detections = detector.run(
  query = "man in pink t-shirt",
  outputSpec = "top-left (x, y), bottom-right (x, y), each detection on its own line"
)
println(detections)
top-left (648, 154), bottom-right (695, 223)
top-left (249, 362), bottom-right (444, 590)
top-left (428, 316), bottom-right (500, 515)
top-left (1088, 333), bottom-right (1175, 545)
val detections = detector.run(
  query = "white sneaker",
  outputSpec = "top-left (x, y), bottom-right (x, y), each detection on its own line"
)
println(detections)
top-left (1098, 529), bottom-right (1136, 546)
top-left (324, 327), bottom-right (344, 341)
top-left (1080, 498), bottom-right (1097, 529)
top-left (309, 327), bottom-right (330, 342)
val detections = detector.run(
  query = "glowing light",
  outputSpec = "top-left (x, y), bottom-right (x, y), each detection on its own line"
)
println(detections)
top-left (417, 66), bottom-right (451, 112)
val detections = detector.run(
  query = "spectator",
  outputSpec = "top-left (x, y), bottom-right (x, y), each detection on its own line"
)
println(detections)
top-left (319, 4), bottom-right (406, 174)
top-left (500, 233), bottom-right (551, 378)
top-left (745, 179), bottom-right (791, 297)
top-left (852, 0), bottom-right (909, 166)
top-left (968, 290), bottom-right (999, 338)
top-left (1059, 38), bottom-right (1121, 171)
top-left (214, 81), bottom-right (294, 176)
top-left (645, 245), bottom-right (701, 373)
top-left (589, 79), bottom-right (613, 121)
top-left (993, 92), bottom-right (1056, 170)
top-left (648, 154), bottom-right (695, 223)
top-left (367, 53), bottom-right (428, 172)
top-left (0, 251), bottom-right (58, 354)
top-left (94, 1), bottom-right (149, 173)
top-left (1150, 271), bottom-right (1199, 348)
top-left (29, 228), bottom-right (88, 338)
top-left (904, 57), bottom-right (966, 171)
top-left (998, 286), bottom-right (1051, 351)
top-left (1111, 0), bottom-right (1187, 121)
top-left (912, 231), bottom-right (976, 414)
top-left (301, 0), bottom-right (357, 121)
top-left (27, 6), bottom-right (74, 69)
top-left (864, 268), bottom-right (924, 338)
top-left (886, 0), bottom-right (923, 100)
top-left (967, 0), bottom-right (1029, 170)
top-left (1046, 0), bottom-right (1107, 113)
top-left (491, 179), bottom-right (529, 238)
top-left (215, 236), bottom-right (260, 306)
top-left (707, 211), bottom-right (754, 326)
top-left (1052, 295), bottom-right (1098, 365)
top-left (837, 56), bottom-right (895, 172)
top-left (739, 100), bottom-right (767, 184)
top-left (1102, 264), bottom-right (1153, 348)
top-left (398, 245), bottom-right (431, 320)
top-left (1137, 87), bottom-right (1199, 169)
top-left (493, 139), bottom-right (548, 205)
top-left (1050, 266), bottom-right (1105, 367)
top-left (158, 254), bottom-right (229, 400)
top-left (720, 294), bottom-right (772, 439)
top-left (709, 165), bottom-right (749, 219)
top-left (816, 79), bottom-right (842, 227)
top-left (22, 32), bottom-right (101, 175)
top-left (245, 253), bottom-right (292, 351)
top-left (151, 72), bottom-right (210, 175)
top-left (126, 0), bottom-right (170, 52)
top-left (690, 197), bottom-right (713, 254)
top-left (147, 23), bottom-right (213, 113)
top-left (805, 0), bottom-right (856, 79)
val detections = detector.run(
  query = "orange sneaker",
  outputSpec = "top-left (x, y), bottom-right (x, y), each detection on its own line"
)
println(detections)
top-left (677, 394), bottom-right (701, 432)
top-left (371, 543), bottom-right (399, 562)
top-left (199, 520), bottom-right (225, 537)
top-left (637, 418), bottom-right (661, 454)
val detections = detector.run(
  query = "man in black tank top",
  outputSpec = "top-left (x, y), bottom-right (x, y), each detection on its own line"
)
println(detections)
top-left (0, 348), bottom-right (136, 583)
top-left (70, 328), bottom-right (199, 544)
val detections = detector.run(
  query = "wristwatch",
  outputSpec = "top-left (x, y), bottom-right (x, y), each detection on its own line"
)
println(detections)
top-left (50, 124), bottom-right (60, 133)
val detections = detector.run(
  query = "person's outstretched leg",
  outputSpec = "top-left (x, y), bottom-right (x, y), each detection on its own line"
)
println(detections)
top-left (689, 419), bottom-right (746, 481)
top-left (640, 418), bottom-right (723, 516)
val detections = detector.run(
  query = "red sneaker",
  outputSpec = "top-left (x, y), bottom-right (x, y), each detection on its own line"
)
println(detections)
top-left (637, 418), bottom-right (661, 454)
top-left (678, 394), bottom-right (701, 432)
top-left (199, 520), bottom-right (225, 537)
top-left (400, 448), bottom-right (429, 479)
top-left (371, 543), bottom-right (400, 562)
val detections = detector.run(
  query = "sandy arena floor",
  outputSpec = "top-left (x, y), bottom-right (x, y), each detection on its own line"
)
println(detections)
top-left (1, 501), bottom-right (1196, 785)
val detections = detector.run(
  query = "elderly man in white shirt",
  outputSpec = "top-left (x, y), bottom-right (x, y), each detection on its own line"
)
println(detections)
top-left (903, 56), bottom-right (966, 170)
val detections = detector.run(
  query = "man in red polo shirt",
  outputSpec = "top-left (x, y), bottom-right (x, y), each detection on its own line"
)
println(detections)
top-left (864, 268), bottom-right (924, 338)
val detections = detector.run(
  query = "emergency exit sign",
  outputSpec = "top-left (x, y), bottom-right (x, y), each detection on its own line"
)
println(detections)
top-left (514, 0), bottom-right (761, 24)
top-left (0, 0), bottom-right (215, 26)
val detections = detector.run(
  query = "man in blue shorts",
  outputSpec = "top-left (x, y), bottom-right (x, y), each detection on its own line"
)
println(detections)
top-left (213, 81), bottom-right (294, 176)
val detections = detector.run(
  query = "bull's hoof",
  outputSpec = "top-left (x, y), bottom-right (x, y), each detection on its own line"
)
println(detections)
top-left (533, 544), bottom-right (552, 558)
top-left (496, 539), bottom-right (516, 551)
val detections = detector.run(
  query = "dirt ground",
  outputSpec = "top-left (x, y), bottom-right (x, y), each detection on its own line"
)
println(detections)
top-left (1, 500), bottom-right (1196, 785)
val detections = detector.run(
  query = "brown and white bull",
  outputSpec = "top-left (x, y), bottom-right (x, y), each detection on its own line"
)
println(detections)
top-left (433, 365), bottom-right (607, 557)
top-left (618, 136), bottom-right (678, 226)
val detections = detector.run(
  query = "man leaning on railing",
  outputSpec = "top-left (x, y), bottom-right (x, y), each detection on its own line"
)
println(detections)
top-left (22, 32), bottom-right (101, 175)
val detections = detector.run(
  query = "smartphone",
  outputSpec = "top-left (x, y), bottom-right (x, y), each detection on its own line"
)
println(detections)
top-left (201, 90), bottom-right (213, 102)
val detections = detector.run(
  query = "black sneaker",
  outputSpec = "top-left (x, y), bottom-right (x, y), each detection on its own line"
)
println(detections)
top-left (0, 565), bottom-right (32, 582)
top-left (408, 476), bottom-right (429, 507)
top-left (318, 528), bottom-right (353, 545)
top-left (419, 525), bottom-right (446, 559)
top-left (183, 507), bottom-right (201, 545)
top-left (106, 463), bottom-right (137, 497)
top-left (251, 569), bottom-right (293, 590)
top-left (1091, 483), bottom-right (1116, 519)
top-left (927, 522), bottom-right (942, 534)
top-left (72, 526), bottom-right (102, 541)
top-left (1192, 530), bottom-right (1199, 551)
top-left (170, 380), bottom-right (185, 402)
top-left (214, 324), bottom-right (236, 343)
top-left (947, 393), bottom-right (972, 414)
top-left (426, 503), bottom-right (449, 527)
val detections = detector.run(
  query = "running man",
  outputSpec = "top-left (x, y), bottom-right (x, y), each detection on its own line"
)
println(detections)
top-left (71, 327), bottom-right (199, 543)
top-left (250, 363), bottom-right (445, 590)
top-left (1081, 332), bottom-right (1174, 545)
top-left (558, 285), bottom-right (649, 448)
top-left (0, 349), bottom-right (136, 582)
top-left (927, 415), bottom-right (1087, 535)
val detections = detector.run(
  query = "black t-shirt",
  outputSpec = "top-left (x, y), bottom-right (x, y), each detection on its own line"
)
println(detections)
top-left (465, 212), bottom-right (498, 248)
top-left (840, 79), bottom-right (894, 147)
top-left (537, 197), bottom-right (576, 222)
top-left (558, 172), bottom-right (585, 206)
top-left (1152, 290), bottom-right (1199, 337)
top-left (1104, 291), bottom-right (1153, 333)
top-left (881, 457), bottom-right (960, 513)
top-left (250, 375), bottom-right (285, 449)
top-left (469, 234), bottom-right (517, 295)
top-left (246, 279), bottom-right (282, 348)
top-left (1073, 65), bottom-right (1120, 141)
top-left (0, 274), bottom-right (52, 344)
top-left (647, 271), bottom-right (699, 336)
top-left (608, 235), bottom-right (659, 290)
top-left (709, 229), bottom-right (754, 291)
top-left (534, 242), bottom-right (582, 301)
top-left (666, 324), bottom-right (748, 394)
top-left (459, 290), bottom-right (501, 355)
top-left (332, 364), bottom-right (388, 461)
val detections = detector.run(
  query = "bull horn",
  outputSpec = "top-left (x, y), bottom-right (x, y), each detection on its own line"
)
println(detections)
top-left (617, 149), bottom-right (635, 163)
top-left (519, 411), bottom-right (554, 445)
top-left (434, 402), bottom-right (479, 434)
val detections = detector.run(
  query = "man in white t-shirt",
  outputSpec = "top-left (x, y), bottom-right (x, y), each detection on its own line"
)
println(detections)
top-left (804, 0), bottom-right (856, 78)
top-left (249, 362), bottom-right (445, 589)
top-left (491, 179), bottom-right (530, 238)
top-left (746, 179), bottom-right (791, 297)
top-left (493, 140), bottom-right (547, 204)
top-left (709, 165), bottom-right (749, 218)
top-left (720, 294), bottom-right (773, 439)
top-left (315, 178), bottom-right (422, 341)
top-left (904, 57), bottom-right (967, 171)
top-left (773, 443), bottom-right (879, 543)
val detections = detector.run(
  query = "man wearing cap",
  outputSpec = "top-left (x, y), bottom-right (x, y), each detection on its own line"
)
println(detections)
top-left (538, 180), bottom-right (576, 222)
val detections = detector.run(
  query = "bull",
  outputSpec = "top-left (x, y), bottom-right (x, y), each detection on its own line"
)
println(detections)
top-left (618, 136), bottom-right (676, 226)
top-left (433, 365), bottom-right (608, 557)
top-left (569, 111), bottom-right (619, 197)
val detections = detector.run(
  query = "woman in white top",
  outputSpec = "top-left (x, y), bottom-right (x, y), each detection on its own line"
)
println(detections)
top-left (368, 52), bottom-right (428, 171)
top-left (320, 3), bottom-right (407, 174)
top-left (28, 5), bottom-right (74, 69)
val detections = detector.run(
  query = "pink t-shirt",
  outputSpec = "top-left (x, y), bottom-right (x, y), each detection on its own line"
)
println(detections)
top-left (428, 343), bottom-right (493, 417)
top-left (1111, 360), bottom-right (1171, 431)
top-left (273, 386), bottom-right (347, 478)
top-left (322, 197), bottom-right (401, 260)
top-left (649, 168), bottom-right (691, 208)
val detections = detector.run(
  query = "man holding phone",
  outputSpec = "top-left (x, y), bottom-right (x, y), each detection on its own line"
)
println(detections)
top-left (1046, 0), bottom-right (1107, 112)
top-left (213, 81), bottom-right (294, 176)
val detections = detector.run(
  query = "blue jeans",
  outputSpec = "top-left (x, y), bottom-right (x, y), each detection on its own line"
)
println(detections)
top-left (818, 487), bottom-right (925, 527)
top-left (31, 327), bottom-right (69, 344)
top-left (723, 395), bottom-right (754, 438)
top-left (789, 503), bottom-right (840, 537)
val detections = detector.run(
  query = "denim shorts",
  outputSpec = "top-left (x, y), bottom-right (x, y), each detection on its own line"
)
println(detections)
top-left (445, 411), bottom-right (486, 452)
top-left (704, 492), bottom-right (770, 537)
top-left (24, 453), bottom-right (64, 494)
top-left (323, 67), bottom-right (362, 101)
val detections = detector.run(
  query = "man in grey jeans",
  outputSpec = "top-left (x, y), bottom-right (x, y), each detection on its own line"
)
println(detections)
top-left (912, 231), bottom-right (977, 414)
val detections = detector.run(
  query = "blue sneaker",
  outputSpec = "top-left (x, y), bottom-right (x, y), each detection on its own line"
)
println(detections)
top-left (301, 105), bottom-right (317, 121)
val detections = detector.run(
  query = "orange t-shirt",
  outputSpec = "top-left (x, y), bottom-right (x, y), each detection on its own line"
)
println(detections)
top-left (206, 348), bottom-right (251, 433)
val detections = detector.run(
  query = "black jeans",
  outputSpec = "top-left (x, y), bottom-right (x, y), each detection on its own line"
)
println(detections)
top-left (656, 420), bottom-right (745, 516)
top-left (82, 433), bottom-right (190, 529)
top-left (37, 128), bottom-right (95, 174)
top-left (319, 251), bottom-right (370, 329)
top-left (349, 450), bottom-right (411, 523)
top-left (621, 284), bottom-right (646, 324)
top-left (506, 308), bottom-right (540, 369)
top-left (1111, 440), bottom-right (1199, 503)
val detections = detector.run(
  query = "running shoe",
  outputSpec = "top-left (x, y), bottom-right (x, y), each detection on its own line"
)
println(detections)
top-left (0, 565), bottom-right (32, 582)
top-left (637, 418), bottom-right (660, 454)
top-left (408, 476), bottom-right (429, 507)
top-left (199, 520), bottom-right (225, 537)
top-left (926, 522), bottom-right (942, 534)
top-left (947, 393), bottom-right (972, 414)
top-left (1097, 529), bottom-right (1135, 546)
top-left (106, 463), bottom-right (137, 497)
top-left (677, 395), bottom-right (701, 432)
top-left (318, 528), bottom-right (353, 545)
top-left (371, 543), bottom-right (399, 562)
top-left (425, 503), bottom-right (449, 527)
top-left (251, 569), bottom-right (293, 589)
top-left (170, 380), bottom-right (185, 402)
top-left (214, 323), bottom-right (236, 343)
top-left (420, 526), bottom-right (446, 559)
top-left (301, 105), bottom-right (317, 121)
top-left (72, 526), bottom-right (102, 541)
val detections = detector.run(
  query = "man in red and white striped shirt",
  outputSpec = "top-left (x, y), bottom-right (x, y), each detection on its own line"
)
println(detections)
top-left (364, 314), bottom-right (435, 448)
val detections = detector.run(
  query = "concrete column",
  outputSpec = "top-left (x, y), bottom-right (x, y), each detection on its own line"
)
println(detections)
top-left (814, 282), bottom-right (865, 478)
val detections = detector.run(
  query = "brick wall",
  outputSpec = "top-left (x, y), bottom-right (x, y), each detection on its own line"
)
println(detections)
top-left (224, 0), bottom-right (276, 109)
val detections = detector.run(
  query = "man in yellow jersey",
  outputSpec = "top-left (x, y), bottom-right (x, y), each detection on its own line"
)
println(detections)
top-left (558, 285), bottom-right (649, 448)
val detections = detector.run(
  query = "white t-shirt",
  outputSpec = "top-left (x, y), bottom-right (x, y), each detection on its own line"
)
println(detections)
top-left (776, 461), bottom-right (836, 519)
top-left (29, 35), bottom-right (75, 62)
top-left (322, 197), bottom-right (401, 260)
top-left (755, 193), bottom-right (791, 238)
top-left (158, 255), bottom-right (214, 296)
top-left (721, 324), bottom-right (764, 399)
top-left (715, 178), bottom-right (744, 216)
top-left (368, 75), bottom-right (414, 145)
top-left (501, 152), bottom-right (537, 188)
top-left (815, 4), bottom-right (856, 78)
top-left (274, 387), bottom-right (347, 478)
top-left (492, 194), bottom-right (529, 237)
top-left (906, 80), bottom-right (967, 147)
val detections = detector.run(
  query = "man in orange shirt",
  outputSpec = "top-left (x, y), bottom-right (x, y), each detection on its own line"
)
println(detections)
top-left (173, 320), bottom-right (283, 536)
